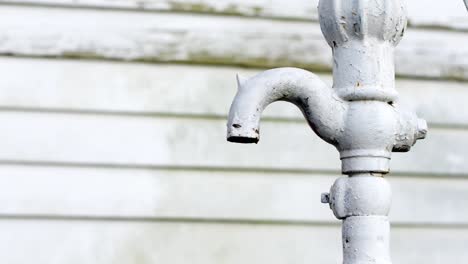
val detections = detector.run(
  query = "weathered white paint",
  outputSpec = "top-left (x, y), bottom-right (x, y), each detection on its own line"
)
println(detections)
top-left (342, 216), bottom-right (391, 264)
top-left (327, 176), bottom-right (391, 220)
top-left (228, 0), bottom-right (426, 175)
top-left (0, 6), bottom-right (467, 80)
top-left (0, 111), bottom-right (466, 175)
top-left (0, 0), bottom-right (466, 31)
top-left (228, 69), bottom-right (425, 174)
top-left (0, 1), bottom-right (464, 263)
top-left (1, 164), bottom-right (468, 224)
top-left (0, 58), bottom-right (466, 127)
top-left (227, 68), bottom-right (347, 145)
top-left (226, 1), bottom-right (430, 262)
top-left (0, 220), bottom-right (467, 264)
top-left (325, 176), bottom-right (393, 263)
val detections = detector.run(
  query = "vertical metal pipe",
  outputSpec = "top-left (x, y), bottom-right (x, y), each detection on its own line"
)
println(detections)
top-left (343, 215), bottom-right (391, 264)
top-left (317, 2), bottom-right (421, 262)
top-left (323, 174), bottom-right (392, 263)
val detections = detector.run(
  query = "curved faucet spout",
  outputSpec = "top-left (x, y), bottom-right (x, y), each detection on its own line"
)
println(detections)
top-left (227, 67), bottom-right (348, 145)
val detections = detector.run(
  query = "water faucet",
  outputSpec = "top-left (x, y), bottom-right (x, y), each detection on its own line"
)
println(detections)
top-left (227, 0), bottom-right (427, 173)
top-left (226, 0), bottom-right (427, 263)
top-left (227, 67), bottom-right (347, 146)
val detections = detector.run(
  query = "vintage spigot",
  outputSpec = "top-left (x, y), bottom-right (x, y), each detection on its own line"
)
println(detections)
top-left (226, 0), bottom-right (427, 263)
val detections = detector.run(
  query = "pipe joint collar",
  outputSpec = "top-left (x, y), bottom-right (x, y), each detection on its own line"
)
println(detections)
top-left (340, 149), bottom-right (390, 174)
top-left (323, 175), bottom-right (392, 220)
top-left (341, 156), bottom-right (390, 174)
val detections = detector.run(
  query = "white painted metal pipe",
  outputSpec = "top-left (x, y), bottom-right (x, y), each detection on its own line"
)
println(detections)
top-left (226, 0), bottom-right (427, 263)
top-left (323, 174), bottom-right (392, 263)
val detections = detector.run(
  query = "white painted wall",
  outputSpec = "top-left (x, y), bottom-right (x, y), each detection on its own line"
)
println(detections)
top-left (0, 1), bottom-right (467, 263)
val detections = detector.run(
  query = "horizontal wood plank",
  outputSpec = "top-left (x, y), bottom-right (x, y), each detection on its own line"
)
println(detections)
top-left (0, 0), bottom-right (466, 31)
top-left (1, 164), bottom-right (468, 224)
top-left (0, 57), bottom-right (466, 127)
top-left (1, 219), bottom-right (467, 264)
top-left (0, 6), bottom-right (467, 80)
top-left (0, 110), bottom-right (467, 175)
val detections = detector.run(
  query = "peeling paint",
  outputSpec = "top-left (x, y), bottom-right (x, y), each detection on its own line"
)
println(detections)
top-left (226, 1), bottom-right (429, 263)
top-left (168, 1), bottom-right (216, 13)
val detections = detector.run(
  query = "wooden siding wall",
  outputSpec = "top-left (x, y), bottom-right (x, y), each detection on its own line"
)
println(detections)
top-left (0, 1), bottom-right (467, 263)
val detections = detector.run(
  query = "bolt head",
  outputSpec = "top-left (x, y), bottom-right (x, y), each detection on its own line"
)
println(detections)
top-left (321, 192), bottom-right (330, 204)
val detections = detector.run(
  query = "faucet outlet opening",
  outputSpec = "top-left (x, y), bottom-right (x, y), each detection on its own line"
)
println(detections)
top-left (227, 136), bottom-right (259, 144)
